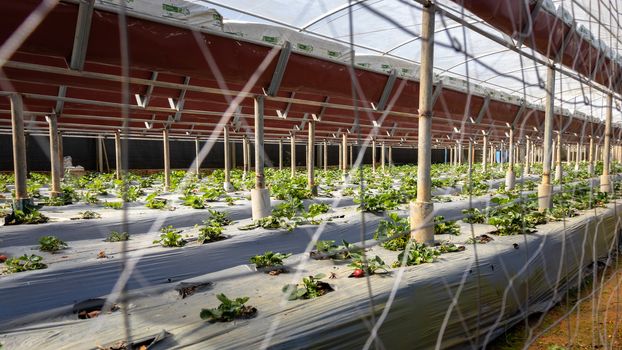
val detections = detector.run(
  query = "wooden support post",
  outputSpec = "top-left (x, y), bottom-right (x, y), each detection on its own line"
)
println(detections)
top-left (410, 1), bottom-right (435, 245)
top-left (10, 94), bottom-right (30, 208)
top-left (482, 134), bottom-right (488, 173)
top-left (251, 96), bottom-right (270, 219)
top-left (601, 94), bottom-right (613, 193)
top-left (506, 128), bottom-right (515, 189)
top-left (278, 138), bottom-right (283, 171)
top-left (223, 127), bottom-right (233, 192)
top-left (291, 134), bottom-right (296, 177)
top-left (114, 131), bottom-right (122, 180)
top-left (538, 66), bottom-right (555, 211)
top-left (47, 115), bottom-right (61, 197)
top-left (307, 121), bottom-right (317, 195)
top-left (163, 128), bottom-right (171, 191)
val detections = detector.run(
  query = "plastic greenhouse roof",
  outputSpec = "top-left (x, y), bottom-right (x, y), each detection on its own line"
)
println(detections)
top-left (204, 0), bottom-right (622, 121)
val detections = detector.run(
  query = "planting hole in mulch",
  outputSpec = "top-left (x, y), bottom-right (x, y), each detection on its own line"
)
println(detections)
top-left (309, 250), bottom-right (331, 260)
top-left (313, 282), bottom-right (334, 297)
top-left (73, 298), bottom-right (118, 319)
top-left (97, 330), bottom-right (170, 350)
top-left (175, 281), bottom-right (213, 299)
top-left (257, 266), bottom-right (287, 275)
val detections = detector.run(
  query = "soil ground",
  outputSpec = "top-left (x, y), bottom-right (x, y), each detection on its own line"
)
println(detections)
top-left (491, 257), bottom-right (622, 350)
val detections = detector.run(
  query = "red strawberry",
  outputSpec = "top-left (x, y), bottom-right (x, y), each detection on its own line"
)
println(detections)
top-left (350, 268), bottom-right (365, 278)
top-left (0, 255), bottom-right (7, 263)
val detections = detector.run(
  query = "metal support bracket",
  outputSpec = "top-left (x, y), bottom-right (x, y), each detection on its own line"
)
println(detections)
top-left (173, 76), bottom-right (191, 121)
top-left (144, 114), bottom-right (156, 130)
top-left (372, 69), bottom-right (397, 111)
top-left (387, 121), bottom-right (398, 137)
top-left (135, 71), bottom-right (159, 108)
top-left (276, 91), bottom-right (296, 119)
top-left (70, 0), bottom-right (95, 71)
top-left (54, 85), bottom-right (67, 117)
top-left (312, 96), bottom-right (330, 121)
top-left (266, 41), bottom-right (291, 97)
top-left (295, 113), bottom-right (309, 131)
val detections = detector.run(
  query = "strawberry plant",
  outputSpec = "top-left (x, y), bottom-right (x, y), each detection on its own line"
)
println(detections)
top-left (270, 174), bottom-right (313, 200)
top-left (105, 231), bottom-right (130, 242)
top-left (306, 203), bottom-right (330, 217)
top-left (341, 187), bottom-right (355, 197)
top-left (437, 241), bottom-right (465, 253)
top-left (272, 197), bottom-right (304, 219)
top-left (39, 235), bottom-right (68, 252)
top-left (200, 293), bottom-right (257, 322)
top-left (434, 216), bottom-right (460, 235)
top-left (488, 211), bottom-right (536, 236)
top-left (206, 209), bottom-right (232, 226)
top-left (282, 273), bottom-right (333, 300)
top-left (461, 207), bottom-right (486, 224)
top-left (202, 187), bottom-right (225, 202)
top-left (374, 212), bottom-right (410, 251)
top-left (392, 242), bottom-right (440, 267)
top-left (103, 201), bottom-right (123, 209)
top-left (81, 191), bottom-right (100, 204)
top-left (77, 210), bottom-right (101, 219)
top-left (239, 216), bottom-right (297, 232)
top-left (153, 226), bottom-right (185, 247)
top-left (4, 205), bottom-right (49, 225)
top-left (3, 254), bottom-right (47, 273)
top-left (145, 192), bottom-right (167, 209)
top-left (355, 192), bottom-right (401, 213)
top-left (197, 224), bottom-right (225, 244)
top-left (250, 251), bottom-right (292, 268)
top-left (311, 239), bottom-right (361, 259)
top-left (181, 194), bottom-right (205, 209)
top-left (348, 253), bottom-right (389, 275)
top-left (224, 196), bottom-right (236, 206)
top-left (119, 185), bottom-right (143, 202)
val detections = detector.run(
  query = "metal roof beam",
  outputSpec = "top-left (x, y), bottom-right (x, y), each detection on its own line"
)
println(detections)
top-left (172, 76), bottom-right (191, 121)
top-left (474, 95), bottom-right (490, 124)
top-left (70, 0), bottom-right (95, 71)
top-left (265, 41), bottom-right (291, 97)
top-left (511, 102), bottom-right (526, 127)
top-left (373, 69), bottom-right (397, 111)
top-left (431, 82), bottom-right (443, 107)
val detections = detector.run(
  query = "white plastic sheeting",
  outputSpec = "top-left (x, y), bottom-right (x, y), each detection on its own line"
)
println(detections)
top-left (223, 20), bottom-right (352, 62)
top-left (95, 0), bottom-right (223, 29)
top-left (1, 184), bottom-right (619, 349)
top-left (354, 54), bottom-right (420, 78)
top-left (201, 0), bottom-right (622, 120)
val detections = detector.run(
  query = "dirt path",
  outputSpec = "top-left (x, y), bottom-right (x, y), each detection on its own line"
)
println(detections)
top-left (491, 257), bottom-right (622, 350)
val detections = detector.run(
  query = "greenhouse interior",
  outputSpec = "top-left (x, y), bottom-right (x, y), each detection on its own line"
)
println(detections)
top-left (1, 0), bottom-right (622, 349)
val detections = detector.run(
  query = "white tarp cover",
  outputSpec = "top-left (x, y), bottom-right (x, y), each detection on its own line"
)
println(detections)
top-left (223, 20), bottom-right (352, 62)
top-left (203, 0), bottom-right (622, 121)
top-left (95, 0), bottom-right (223, 29)
top-left (354, 54), bottom-right (420, 78)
